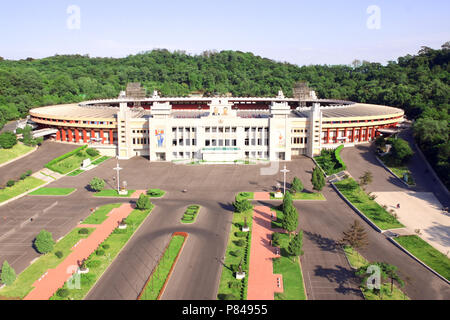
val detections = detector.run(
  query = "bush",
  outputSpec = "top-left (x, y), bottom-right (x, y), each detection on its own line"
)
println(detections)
top-left (55, 251), bottom-right (64, 259)
top-left (0, 132), bottom-right (17, 149)
top-left (136, 194), bottom-right (152, 210)
top-left (233, 199), bottom-right (252, 213)
top-left (228, 281), bottom-right (242, 289)
top-left (34, 230), bottom-right (55, 254)
top-left (388, 138), bottom-right (414, 165)
top-left (235, 232), bottom-right (247, 238)
top-left (57, 288), bottom-right (69, 298)
top-left (1, 261), bottom-right (16, 286)
top-left (188, 205), bottom-right (200, 210)
top-left (235, 239), bottom-right (246, 247)
top-left (26, 170), bottom-right (32, 176)
top-left (78, 228), bottom-right (89, 235)
top-left (89, 177), bottom-right (105, 192)
top-left (218, 293), bottom-right (238, 300)
top-left (102, 244), bottom-right (110, 250)
top-left (230, 250), bottom-right (241, 257)
top-left (6, 180), bottom-right (15, 187)
top-left (96, 249), bottom-right (105, 256)
top-left (86, 148), bottom-right (100, 157)
top-left (20, 173), bottom-right (27, 180)
top-left (272, 233), bottom-right (281, 246)
top-left (290, 177), bottom-right (304, 193)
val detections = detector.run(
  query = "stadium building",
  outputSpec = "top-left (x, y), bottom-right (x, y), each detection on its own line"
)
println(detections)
top-left (29, 83), bottom-right (404, 162)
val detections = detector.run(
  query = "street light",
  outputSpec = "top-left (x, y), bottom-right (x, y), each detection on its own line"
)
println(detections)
top-left (280, 165), bottom-right (290, 195)
top-left (113, 157), bottom-right (122, 194)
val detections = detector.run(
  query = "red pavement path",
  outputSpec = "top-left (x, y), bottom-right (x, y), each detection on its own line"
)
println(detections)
top-left (24, 203), bottom-right (135, 300)
top-left (253, 192), bottom-right (270, 201)
top-left (130, 190), bottom-right (147, 199)
top-left (247, 206), bottom-right (284, 300)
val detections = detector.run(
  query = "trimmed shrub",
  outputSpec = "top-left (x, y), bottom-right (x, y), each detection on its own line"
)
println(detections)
top-left (235, 239), bottom-right (246, 247)
top-left (233, 199), bottom-right (252, 213)
top-left (102, 244), bottom-right (110, 250)
top-left (136, 194), bottom-right (152, 210)
top-left (57, 288), bottom-right (69, 298)
top-left (6, 180), bottom-right (15, 187)
top-left (86, 148), bottom-right (100, 157)
top-left (230, 250), bottom-right (241, 257)
top-left (228, 281), bottom-right (242, 289)
top-left (87, 260), bottom-right (101, 268)
top-left (1, 261), bottom-right (16, 286)
top-left (89, 177), bottom-right (105, 192)
top-left (235, 232), bottom-right (247, 238)
top-left (20, 173), bottom-right (27, 180)
top-left (55, 251), bottom-right (64, 259)
top-left (78, 228), bottom-right (89, 235)
top-left (95, 249), bottom-right (105, 256)
top-left (34, 230), bottom-right (55, 254)
top-left (26, 170), bottom-right (32, 176)
top-left (218, 293), bottom-right (238, 300)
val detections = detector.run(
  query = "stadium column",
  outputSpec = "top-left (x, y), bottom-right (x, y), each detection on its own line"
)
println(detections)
top-left (68, 129), bottom-right (73, 143)
top-left (365, 126), bottom-right (370, 141)
top-left (83, 130), bottom-right (88, 143)
top-left (343, 128), bottom-right (347, 143)
top-left (61, 129), bottom-right (66, 142)
top-left (91, 130), bottom-right (96, 142)
top-left (55, 130), bottom-right (61, 141)
top-left (327, 128), bottom-right (331, 144)
top-left (352, 127), bottom-right (356, 143)
top-left (100, 130), bottom-right (105, 144)
top-left (109, 130), bottom-right (114, 145)
top-left (371, 127), bottom-right (375, 140)
top-left (74, 129), bottom-right (80, 143)
top-left (335, 128), bottom-right (339, 144)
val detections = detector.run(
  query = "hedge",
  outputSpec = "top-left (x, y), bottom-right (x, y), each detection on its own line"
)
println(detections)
top-left (334, 145), bottom-right (347, 171)
top-left (45, 145), bottom-right (88, 174)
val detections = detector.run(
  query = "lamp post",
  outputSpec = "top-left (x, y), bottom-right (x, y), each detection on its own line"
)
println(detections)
top-left (280, 165), bottom-right (290, 195)
top-left (113, 157), bottom-right (122, 194)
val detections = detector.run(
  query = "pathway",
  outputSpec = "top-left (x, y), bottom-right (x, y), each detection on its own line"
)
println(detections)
top-left (24, 203), bottom-right (135, 300)
top-left (247, 205), bottom-right (284, 300)
top-left (253, 192), bottom-right (270, 201)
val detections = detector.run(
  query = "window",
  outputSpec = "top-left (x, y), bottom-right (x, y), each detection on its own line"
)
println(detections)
top-left (245, 139), bottom-right (249, 146)
top-left (173, 140), bottom-right (177, 146)
top-left (192, 139), bottom-right (197, 146)
top-left (205, 140), bottom-right (211, 146)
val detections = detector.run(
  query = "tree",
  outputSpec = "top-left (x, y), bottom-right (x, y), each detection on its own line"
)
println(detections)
top-left (340, 220), bottom-right (369, 251)
top-left (136, 194), bottom-right (151, 210)
top-left (282, 191), bottom-right (293, 212)
top-left (89, 177), bottom-right (105, 192)
top-left (359, 171), bottom-right (373, 189)
top-left (233, 199), bottom-right (252, 213)
top-left (282, 205), bottom-right (299, 236)
top-left (34, 230), bottom-right (55, 254)
top-left (0, 260), bottom-right (16, 286)
top-left (311, 166), bottom-right (325, 191)
top-left (287, 231), bottom-right (304, 259)
top-left (0, 131), bottom-right (17, 149)
top-left (290, 177), bottom-right (304, 194)
top-left (389, 138), bottom-right (413, 165)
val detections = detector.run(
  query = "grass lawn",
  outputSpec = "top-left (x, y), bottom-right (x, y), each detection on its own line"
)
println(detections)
top-left (93, 189), bottom-right (136, 198)
top-left (0, 176), bottom-right (46, 203)
top-left (29, 187), bottom-right (76, 196)
top-left (0, 227), bottom-right (94, 299)
top-left (343, 245), bottom-right (409, 300)
top-left (139, 235), bottom-right (187, 300)
top-left (147, 189), bottom-right (166, 198)
top-left (271, 208), bottom-right (284, 229)
top-left (0, 143), bottom-right (35, 165)
top-left (47, 149), bottom-right (98, 174)
top-left (272, 232), bottom-right (306, 300)
top-left (82, 203), bottom-right (122, 225)
top-left (50, 206), bottom-right (154, 300)
top-left (236, 192), bottom-right (254, 202)
top-left (67, 169), bottom-right (83, 177)
top-left (379, 156), bottom-right (415, 186)
top-left (180, 205), bottom-right (201, 224)
top-left (270, 192), bottom-right (325, 201)
top-left (217, 207), bottom-right (253, 300)
top-left (334, 178), bottom-right (404, 230)
top-left (394, 235), bottom-right (450, 281)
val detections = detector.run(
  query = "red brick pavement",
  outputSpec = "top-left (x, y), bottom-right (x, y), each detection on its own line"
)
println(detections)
top-left (24, 203), bottom-right (135, 300)
top-left (253, 192), bottom-right (270, 201)
top-left (247, 206), bottom-right (284, 300)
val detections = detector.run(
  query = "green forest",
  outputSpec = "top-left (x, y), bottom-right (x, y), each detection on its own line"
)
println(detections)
top-left (0, 43), bottom-right (448, 186)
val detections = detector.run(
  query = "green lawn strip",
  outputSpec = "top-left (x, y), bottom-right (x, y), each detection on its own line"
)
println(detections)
top-left (93, 189), bottom-right (136, 198)
top-left (271, 208), bottom-right (284, 229)
top-left (91, 156), bottom-right (110, 166)
top-left (314, 145), bottom-right (346, 176)
top-left (139, 235), bottom-right (186, 300)
top-left (0, 228), bottom-right (94, 299)
top-left (270, 192), bottom-right (325, 200)
top-left (343, 246), bottom-right (409, 300)
top-left (272, 233), bottom-right (306, 300)
top-left (147, 189), bottom-right (166, 198)
top-left (217, 207), bottom-right (253, 300)
top-left (394, 235), bottom-right (450, 281)
top-left (180, 205), bottom-right (201, 224)
top-left (334, 178), bottom-right (404, 230)
top-left (67, 169), bottom-right (83, 177)
top-left (0, 176), bottom-right (46, 203)
top-left (236, 192), bottom-right (254, 202)
top-left (82, 203), bottom-right (122, 225)
top-left (50, 206), bottom-right (154, 300)
top-left (39, 171), bottom-right (57, 180)
top-left (0, 143), bottom-right (35, 165)
top-left (29, 187), bottom-right (76, 196)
